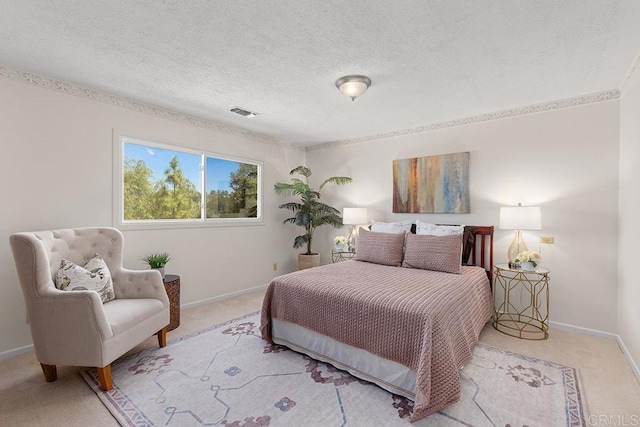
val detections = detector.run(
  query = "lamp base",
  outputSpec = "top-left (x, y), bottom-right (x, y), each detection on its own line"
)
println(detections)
top-left (507, 230), bottom-right (528, 263)
top-left (346, 225), bottom-right (357, 252)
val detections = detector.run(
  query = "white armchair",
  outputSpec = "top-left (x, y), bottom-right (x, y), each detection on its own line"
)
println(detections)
top-left (9, 227), bottom-right (170, 391)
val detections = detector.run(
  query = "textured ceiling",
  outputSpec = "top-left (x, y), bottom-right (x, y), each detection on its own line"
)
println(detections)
top-left (1, 1), bottom-right (639, 147)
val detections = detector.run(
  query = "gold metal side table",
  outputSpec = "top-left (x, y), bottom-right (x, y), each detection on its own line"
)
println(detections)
top-left (493, 264), bottom-right (549, 340)
top-left (331, 249), bottom-right (356, 263)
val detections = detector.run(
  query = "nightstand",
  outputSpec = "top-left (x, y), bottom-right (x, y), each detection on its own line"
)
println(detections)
top-left (331, 249), bottom-right (356, 263)
top-left (493, 264), bottom-right (549, 340)
top-left (162, 274), bottom-right (181, 331)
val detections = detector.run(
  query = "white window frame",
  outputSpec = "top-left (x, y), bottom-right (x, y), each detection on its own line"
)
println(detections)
top-left (113, 133), bottom-right (264, 230)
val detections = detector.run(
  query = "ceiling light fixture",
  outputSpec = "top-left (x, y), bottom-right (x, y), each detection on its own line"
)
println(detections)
top-left (335, 75), bottom-right (371, 101)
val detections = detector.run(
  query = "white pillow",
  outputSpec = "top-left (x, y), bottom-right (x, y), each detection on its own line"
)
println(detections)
top-left (371, 220), bottom-right (413, 234)
top-left (416, 220), bottom-right (464, 236)
top-left (56, 255), bottom-right (115, 303)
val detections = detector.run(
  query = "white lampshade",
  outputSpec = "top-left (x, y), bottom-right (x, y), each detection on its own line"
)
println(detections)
top-left (342, 207), bottom-right (368, 225)
top-left (499, 206), bottom-right (542, 230)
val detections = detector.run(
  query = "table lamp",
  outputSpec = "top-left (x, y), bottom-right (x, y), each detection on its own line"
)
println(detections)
top-left (342, 207), bottom-right (368, 252)
top-left (499, 203), bottom-right (541, 263)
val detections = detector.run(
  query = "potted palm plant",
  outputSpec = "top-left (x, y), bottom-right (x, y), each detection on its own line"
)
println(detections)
top-left (275, 166), bottom-right (352, 269)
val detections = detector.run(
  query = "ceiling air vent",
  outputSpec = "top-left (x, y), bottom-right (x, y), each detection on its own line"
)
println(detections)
top-left (230, 107), bottom-right (259, 118)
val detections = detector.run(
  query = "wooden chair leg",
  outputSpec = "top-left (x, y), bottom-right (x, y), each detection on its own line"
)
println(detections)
top-left (97, 365), bottom-right (112, 391)
top-left (40, 363), bottom-right (57, 382)
top-left (157, 326), bottom-right (167, 348)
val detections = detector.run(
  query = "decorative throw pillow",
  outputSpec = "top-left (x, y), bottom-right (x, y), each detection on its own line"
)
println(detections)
top-left (56, 255), bottom-right (115, 303)
top-left (416, 220), bottom-right (464, 236)
top-left (370, 220), bottom-right (413, 234)
top-left (402, 233), bottom-right (463, 274)
top-left (354, 229), bottom-right (406, 267)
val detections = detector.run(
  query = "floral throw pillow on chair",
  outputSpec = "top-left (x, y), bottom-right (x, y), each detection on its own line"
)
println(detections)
top-left (55, 255), bottom-right (115, 303)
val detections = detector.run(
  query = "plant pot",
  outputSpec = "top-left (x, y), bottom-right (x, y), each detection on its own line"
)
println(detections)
top-left (152, 267), bottom-right (166, 279)
top-left (298, 254), bottom-right (320, 270)
top-left (519, 262), bottom-right (536, 271)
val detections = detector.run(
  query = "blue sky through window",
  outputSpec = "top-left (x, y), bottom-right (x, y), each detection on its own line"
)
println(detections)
top-left (206, 157), bottom-right (239, 193)
top-left (124, 141), bottom-right (241, 193)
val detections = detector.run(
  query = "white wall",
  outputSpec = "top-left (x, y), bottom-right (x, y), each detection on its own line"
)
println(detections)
top-left (0, 77), bottom-right (305, 356)
top-left (619, 68), bottom-right (640, 365)
top-left (0, 71), bottom-right (628, 357)
top-left (307, 101), bottom-right (621, 333)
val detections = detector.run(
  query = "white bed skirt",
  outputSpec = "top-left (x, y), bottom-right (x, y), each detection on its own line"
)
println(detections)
top-left (272, 318), bottom-right (416, 400)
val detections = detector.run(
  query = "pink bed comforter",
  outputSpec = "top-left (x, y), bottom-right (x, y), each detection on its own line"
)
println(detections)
top-left (260, 260), bottom-right (493, 421)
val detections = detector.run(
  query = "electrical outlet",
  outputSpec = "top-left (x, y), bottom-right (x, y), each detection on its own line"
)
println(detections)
top-left (272, 262), bottom-right (278, 271)
top-left (540, 236), bottom-right (554, 244)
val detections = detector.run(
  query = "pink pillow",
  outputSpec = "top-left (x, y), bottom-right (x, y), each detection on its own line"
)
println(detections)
top-left (402, 233), bottom-right (463, 274)
top-left (354, 229), bottom-right (405, 267)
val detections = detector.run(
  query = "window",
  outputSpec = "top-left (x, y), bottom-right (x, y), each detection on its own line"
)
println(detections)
top-left (114, 135), bottom-right (262, 229)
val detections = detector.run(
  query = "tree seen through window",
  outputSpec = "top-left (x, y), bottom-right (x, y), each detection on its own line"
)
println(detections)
top-left (122, 141), bottom-right (259, 221)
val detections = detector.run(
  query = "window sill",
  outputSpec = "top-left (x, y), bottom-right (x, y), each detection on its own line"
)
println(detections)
top-left (115, 217), bottom-right (264, 231)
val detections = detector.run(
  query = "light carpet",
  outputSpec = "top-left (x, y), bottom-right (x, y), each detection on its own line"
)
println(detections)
top-left (82, 312), bottom-right (587, 426)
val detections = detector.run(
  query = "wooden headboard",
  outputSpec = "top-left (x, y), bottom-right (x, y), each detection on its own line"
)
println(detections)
top-left (374, 222), bottom-right (495, 283)
top-left (469, 225), bottom-right (494, 283)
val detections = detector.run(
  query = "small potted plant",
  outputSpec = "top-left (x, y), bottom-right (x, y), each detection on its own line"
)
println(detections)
top-left (141, 252), bottom-right (171, 279)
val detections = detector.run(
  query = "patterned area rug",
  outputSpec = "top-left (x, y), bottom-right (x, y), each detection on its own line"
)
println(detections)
top-left (82, 312), bottom-right (587, 426)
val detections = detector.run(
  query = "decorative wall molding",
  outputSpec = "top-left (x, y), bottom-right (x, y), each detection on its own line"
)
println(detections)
top-left (620, 50), bottom-right (640, 95)
top-left (0, 64), bottom-right (621, 153)
top-left (0, 65), bottom-right (304, 151)
top-left (308, 89), bottom-right (620, 152)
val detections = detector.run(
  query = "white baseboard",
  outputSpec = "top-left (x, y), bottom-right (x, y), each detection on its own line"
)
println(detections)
top-left (550, 321), bottom-right (640, 383)
top-left (549, 320), bottom-right (618, 339)
top-left (616, 335), bottom-right (640, 384)
top-left (0, 343), bottom-right (34, 362)
top-left (180, 283), bottom-right (269, 310)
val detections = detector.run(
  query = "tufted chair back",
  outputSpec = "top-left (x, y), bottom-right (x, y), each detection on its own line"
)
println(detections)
top-left (13, 228), bottom-right (124, 297)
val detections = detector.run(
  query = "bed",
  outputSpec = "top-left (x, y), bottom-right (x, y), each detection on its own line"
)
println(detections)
top-left (260, 225), bottom-right (494, 421)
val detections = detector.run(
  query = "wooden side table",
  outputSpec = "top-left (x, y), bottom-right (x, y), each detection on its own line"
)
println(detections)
top-left (332, 249), bottom-right (356, 263)
top-left (162, 274), bottom-right (181, 331)
top-left (493, 264), bottom-right (549, 340)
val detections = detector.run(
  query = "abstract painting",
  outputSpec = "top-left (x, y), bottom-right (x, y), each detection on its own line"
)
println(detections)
top-left (393, 152), bottom-right (470, 213)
